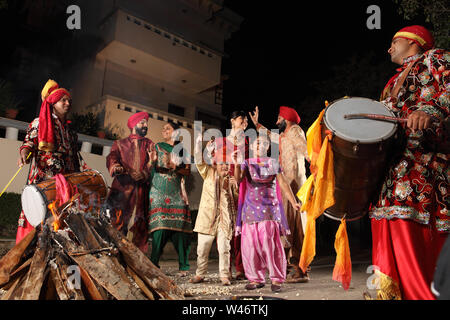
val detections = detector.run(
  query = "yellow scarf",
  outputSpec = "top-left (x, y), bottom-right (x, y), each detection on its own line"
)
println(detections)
top-left (297, 105), bottom-right (352, 290)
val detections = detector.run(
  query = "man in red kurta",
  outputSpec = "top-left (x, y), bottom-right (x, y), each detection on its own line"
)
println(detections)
top-left (106, 112), bottom-right (155, 252)
top-left (369, 26), bottom-right (449, 300)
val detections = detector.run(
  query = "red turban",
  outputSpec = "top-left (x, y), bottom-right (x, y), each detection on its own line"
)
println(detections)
top-left (279, 106), bottom-right (300, 124)
top-left (393, 25), bottom-right (434, 51)
top-left (38, 80), bottom-right (71, 151)
top-left (127, 111), bottom-right (149, 129)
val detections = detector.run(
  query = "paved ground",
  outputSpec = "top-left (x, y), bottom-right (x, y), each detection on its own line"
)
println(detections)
top-left (1, 238), bottom-right (376, 300)
top-left (162, 250), bottom-right (376, 300)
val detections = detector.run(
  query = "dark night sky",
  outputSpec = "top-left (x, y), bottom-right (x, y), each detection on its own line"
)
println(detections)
top-left (220, 0), bottom-right (428, 128)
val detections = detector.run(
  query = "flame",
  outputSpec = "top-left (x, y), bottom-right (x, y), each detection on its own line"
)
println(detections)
top-left (48, 200), bottom-right (60, 231)
top-left (115, 209), bottom-right (123, 230)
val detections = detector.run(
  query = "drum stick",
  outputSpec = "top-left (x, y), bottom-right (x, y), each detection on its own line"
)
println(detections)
top-left (344, 113), bottom-right (407, 123)
top-left (0, 152), bottom-right (32, 199)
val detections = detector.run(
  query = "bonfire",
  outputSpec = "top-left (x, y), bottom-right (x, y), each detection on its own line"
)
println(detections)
top-left (0, 196), bottom-right (184, 300)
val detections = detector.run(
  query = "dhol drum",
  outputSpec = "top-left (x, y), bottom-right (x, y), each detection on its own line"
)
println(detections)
top-left (21, 169), bottom-right (108, 227)
top-left (322, 97), bottom-right (398, 221)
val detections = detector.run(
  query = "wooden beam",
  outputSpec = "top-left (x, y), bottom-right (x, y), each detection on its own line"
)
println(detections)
top-left (104, 224), bottom-right (185, 300)
top-left (20, 226), bottom-right (51, 300)
top-left (0, 228), bottom-right (36, 286)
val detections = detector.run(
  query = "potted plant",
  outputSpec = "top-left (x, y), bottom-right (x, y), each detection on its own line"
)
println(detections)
top-left (104, 124), bottom-right (121, 140)
top-left (69, 112), bottom-right (101, 136)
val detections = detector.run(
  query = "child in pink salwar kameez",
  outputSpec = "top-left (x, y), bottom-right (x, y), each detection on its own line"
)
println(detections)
top-left (233, 135), bottom-right (301, 292)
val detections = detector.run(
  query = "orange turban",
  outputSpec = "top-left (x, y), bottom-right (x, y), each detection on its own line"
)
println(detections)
top-left (38, 80), bottom-right (71, 151)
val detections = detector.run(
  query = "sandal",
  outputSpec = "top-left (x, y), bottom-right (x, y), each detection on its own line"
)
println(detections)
top-left (220, 277), bottom-right (231, 286)
top-left (245, 282), bottom-right (265, 290)
top-left (189, 276), bottom-right (205, 284)
top-left (177, 271), bottom-right (189, 277)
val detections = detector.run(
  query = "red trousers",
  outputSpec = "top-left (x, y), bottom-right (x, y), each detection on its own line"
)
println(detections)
top-left (371, 218), bottom-right (447, 300)
top-left (230, 234), bottom-right (244, 274)
top-left (15, 212), bottom-right (34, 244)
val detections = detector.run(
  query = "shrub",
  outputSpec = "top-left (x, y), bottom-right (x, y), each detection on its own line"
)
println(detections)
top-left (0, 192), bottom-right (21, 237)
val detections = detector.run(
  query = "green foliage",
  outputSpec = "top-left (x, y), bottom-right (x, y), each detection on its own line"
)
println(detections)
top-left (0, 0), bottom-right (7, 10)
top-left (70, 112), bottom-right (101, 136)
top-left (0, 192), bottom-right (21, 236)
top-left (104, 124), bottom-right (121, 140)
top-left (393, 0), bottom-right (450, 49)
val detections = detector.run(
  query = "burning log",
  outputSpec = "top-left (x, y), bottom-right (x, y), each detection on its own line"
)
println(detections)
top-left (0, 199), bottom-right (185, 300)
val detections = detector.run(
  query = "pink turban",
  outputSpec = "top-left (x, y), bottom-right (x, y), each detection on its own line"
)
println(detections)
top-left (127, 111), bottom-right (149, 129)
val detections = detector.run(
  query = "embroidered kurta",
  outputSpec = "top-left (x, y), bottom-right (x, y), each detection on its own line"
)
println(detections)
top-left (236, 157), bottom-right (290, 235)
top-left (148, 142), bottom-right (192, 234)
top-left (370, 49), bottom-right (449, 232)
top-left (20, 114), bottom-right (81, 184)
top-left (194, 162), bottom-right (238, 240)
top-left (369, 49), bottom-right (449, 300)
top-left (16, 114), bottom-right (81, 242)
top-left (106, 135), bottom-right (154, 251)
top-left (258, 123), bottom-right (308, 266)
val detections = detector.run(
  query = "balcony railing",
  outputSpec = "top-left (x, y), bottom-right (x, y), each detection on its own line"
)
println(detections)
top-left (0, 117), bottom-right (114, 156)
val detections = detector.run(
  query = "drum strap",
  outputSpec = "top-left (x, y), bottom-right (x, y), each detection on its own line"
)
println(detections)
top-left (390, 60), bottom-right (416, 99)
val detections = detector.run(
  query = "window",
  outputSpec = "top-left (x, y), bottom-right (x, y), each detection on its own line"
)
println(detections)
top-left (197, 111), bottom-right (222, 127)
top-left (168, 103), bottom-right (185, 117)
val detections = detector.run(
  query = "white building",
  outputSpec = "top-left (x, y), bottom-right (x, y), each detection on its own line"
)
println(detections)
top-left (66, 0), bottom-right (243, 142)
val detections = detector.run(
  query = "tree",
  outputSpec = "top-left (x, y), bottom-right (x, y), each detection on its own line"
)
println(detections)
top-left (393, 0), bottom-right (450, 49)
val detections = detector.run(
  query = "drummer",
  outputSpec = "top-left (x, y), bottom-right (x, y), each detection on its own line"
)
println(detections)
top-left (369, 25), bottom-right (449, 300)
top-left (16, 79), bottom-right (82, 243)
top-left (248, 105), bottom-right (310, 283)
top-left (105, 112), bottom-right (156, 253)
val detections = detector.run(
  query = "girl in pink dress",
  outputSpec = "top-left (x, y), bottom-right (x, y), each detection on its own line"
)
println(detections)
top-left (233, 135), bottom-right (301, 292)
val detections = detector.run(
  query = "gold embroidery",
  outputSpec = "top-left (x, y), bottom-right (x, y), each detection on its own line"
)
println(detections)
top-left (375, 270), bottom-right (402, 300)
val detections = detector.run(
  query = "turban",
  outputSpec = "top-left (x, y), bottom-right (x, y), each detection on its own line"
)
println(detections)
top-left (127, 111), bottom-right (149, 129)
top-left (279, 106), bottom-right (300, 124)
top-left (393, 25), bottom-right (434, 51)
top-left (38, 80), bottom-right (71, 151)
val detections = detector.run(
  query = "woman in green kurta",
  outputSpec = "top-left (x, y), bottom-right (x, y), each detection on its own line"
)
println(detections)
top-left (148, 121), bottom-right (193, 275)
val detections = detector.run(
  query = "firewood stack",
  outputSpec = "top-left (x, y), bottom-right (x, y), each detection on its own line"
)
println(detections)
top-left (0, 206), bottom-right (185, 300)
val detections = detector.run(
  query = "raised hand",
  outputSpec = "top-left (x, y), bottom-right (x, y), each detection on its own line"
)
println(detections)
top-left (249, 106), bottom-right (259, 127)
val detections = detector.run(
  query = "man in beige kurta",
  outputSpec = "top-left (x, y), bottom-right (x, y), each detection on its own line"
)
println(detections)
top-left (250, 105), bottom-right (310, 282)
top-left (190, 140), bottom-right (239, 285)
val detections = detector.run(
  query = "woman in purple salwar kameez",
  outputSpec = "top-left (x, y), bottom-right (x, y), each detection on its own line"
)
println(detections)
top-left (233, 135), bottom-right (301, 292)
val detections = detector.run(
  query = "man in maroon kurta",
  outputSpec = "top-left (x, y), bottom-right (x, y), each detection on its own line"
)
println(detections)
top-left (106, 112), bottom-right (155, 252)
